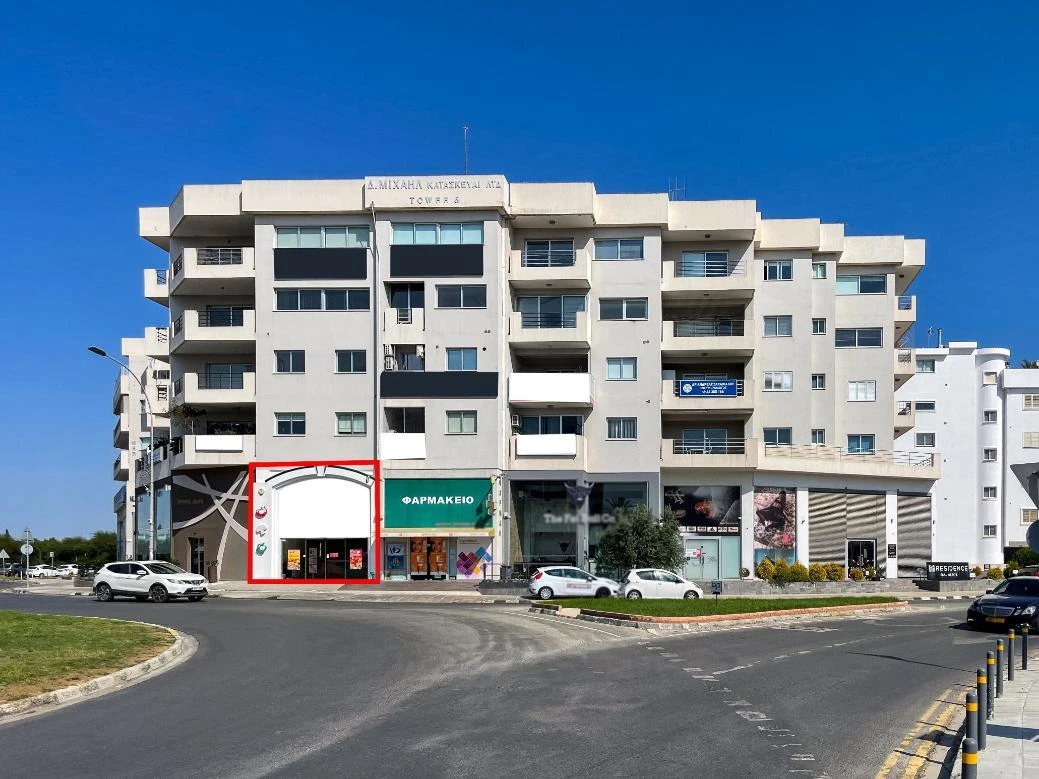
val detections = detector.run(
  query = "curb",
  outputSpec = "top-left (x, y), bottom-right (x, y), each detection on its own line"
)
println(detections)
top-left (529, 600), bottom-right (909, 630)
top-left (0, 617), bottom-right (198, 722)
top-left (9, 587), bottom-right (522, 605)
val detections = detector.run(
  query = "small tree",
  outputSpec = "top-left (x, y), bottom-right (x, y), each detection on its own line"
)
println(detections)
top-left (594, 505), bottom-right (685, 574)
top-left (1019, 359), bottom-right (1039, 369)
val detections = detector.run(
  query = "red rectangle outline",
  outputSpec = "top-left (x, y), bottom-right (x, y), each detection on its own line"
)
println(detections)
top-left (247, 459), bottom-right (381, 585)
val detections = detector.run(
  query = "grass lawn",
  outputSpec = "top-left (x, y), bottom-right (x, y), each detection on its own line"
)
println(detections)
top-left (542, 596), bottom-right (900, 618)
top-left (0, 612), bottom-right (173, 702)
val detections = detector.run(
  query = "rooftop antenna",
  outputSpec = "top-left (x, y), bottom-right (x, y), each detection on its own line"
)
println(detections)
top-left (667, 176), bottom-right (686, 201)
top-left (463, 125), bottom-right (470, 174)
top-left (926, 326), bottom-right (935, 348)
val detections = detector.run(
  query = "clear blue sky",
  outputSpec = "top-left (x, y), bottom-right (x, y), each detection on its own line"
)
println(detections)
top-left (1, 1), bottom-right (1036, 539)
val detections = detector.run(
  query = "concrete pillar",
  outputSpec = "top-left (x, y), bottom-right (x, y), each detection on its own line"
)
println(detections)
top-left (885, 491), bottom-right (898, 578)
top-left (796, 488), bottom-right (810, 565)
top-left (742, 483), bottom-right (756, 576)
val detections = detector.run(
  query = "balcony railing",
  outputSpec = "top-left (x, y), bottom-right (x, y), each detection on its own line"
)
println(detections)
top-left (521, 312), bottom-right (579, 329)
top-left (676, 255), bottom-right (745, 278)
top-left (198, 373), bottom-right (250, 390)
top-left (170, 437), bottom-right (183, 456)
top-left (673, 438), bottom-right (747, 455)
top-left (155, 327), bottom-right (168, 343)
top-left (762, 444), bottom-right (935, 468)
top-left (173, 377), bottom-right (183, 396)
top-left (156, 385), bottom-right (168, 401)
top-left (172, 316), bottom-right (183, 336)
top-left (199, 309), bottom-right (246, 327)
top-left (672, 379), bottom-right (745, 397)
top-left (897, 348), bottom-right (913, 364)
top-left (672, 319), bottom-right (745, 337)
top-left (897, 401), bottom-right (913, 415)
top-left (396, 308), bottom-right (413, 324)
top-left (172, 254), bottom-right (184, 276)
top-left (522, 247), bottom-right (576, 268)
top-left (155, 269), bottom-right (168, 285)
top-left (198, 248), bottom-right (244, 266)
top-left (897, 296), bottom-right (914, 310)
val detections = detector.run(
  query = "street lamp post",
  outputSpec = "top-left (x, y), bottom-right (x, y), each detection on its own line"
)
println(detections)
top-left (89, 346), bottom-right (155, 561)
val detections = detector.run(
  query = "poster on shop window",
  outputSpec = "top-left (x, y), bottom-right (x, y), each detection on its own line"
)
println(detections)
top-left (349, 548), bottom-right (364, 571)
top-left (753, 486), bottom-right (797, 564)
top-left (428, 539), bottom-right (447, 578)
top-left (410, 538), bottom-right (428, 576)
top-left (456, 539), bottom-right (492, 580)
top-left (287, 549), bottom-right (301, 572)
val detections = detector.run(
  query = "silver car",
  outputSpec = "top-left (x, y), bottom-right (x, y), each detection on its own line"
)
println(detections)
top-left (528, 566), bottom-right (619, 600)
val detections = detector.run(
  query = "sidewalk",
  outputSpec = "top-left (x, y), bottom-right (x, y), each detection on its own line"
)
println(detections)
top-left (976, 664), bottom-right (1039, 778)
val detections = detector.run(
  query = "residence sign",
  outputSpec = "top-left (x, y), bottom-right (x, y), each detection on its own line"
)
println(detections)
top-left (384, 478), bottom-right (493, 530)
top-left (364, 175), bottom-right (508, 209)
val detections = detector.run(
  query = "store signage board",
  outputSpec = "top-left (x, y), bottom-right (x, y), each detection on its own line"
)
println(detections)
top-left (364, 175), bottom-right (508, 209)
top-left (925, 562), bottom-right (970, 581)
top-left (679, 380), bottom-right (738, 398)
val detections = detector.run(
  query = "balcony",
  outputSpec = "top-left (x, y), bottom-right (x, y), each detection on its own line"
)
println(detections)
top-left (383, 307), bottom-right (425, 344)
top-left (661, 255), bottom-right (754, 300)
top-left (661, 319), bottom-right (754, 357)
top-left (144, 268), bottom-right (169, 305)
top-left (509, 311), bottom-right (591, 350)
top-left (510, 434), bottom-right (587, 470)
top-left (508, 373), bottom-right (594, 407)
top-left (759, 443), bottom-right (940, 480)
top-left (113, 451), bottom-right (129, 481)
top-left (895, 400), bottom-right (916, 434)
top-left (380, 433), bottom-right (426, 461)
top-left (144, 326), bottom-right (169, 359)
top-left (173, 372), bottom-right (256, 407)
top-left (508, 248), bottom-right (591, 290)
top-left (895, 295), bottom-right (917, 332)
top-left (170, 434), bottom-right (255, 469)
top-left (112, 372), bottom-right (130, 413)
top-left (113, 412), bottom-right (130, 448)
top-left (660, 438), bottom-right (758, 470)
top-left (895, 348), bottom-right (915, 384)
top-left (113, 485), bottom-right (127, 511)
top-left (660, 379), bottom-right (754, 415)
top-left (170, 309), bottom-right (256, 355)
top-left (169, 247), bottom-right (255, 295)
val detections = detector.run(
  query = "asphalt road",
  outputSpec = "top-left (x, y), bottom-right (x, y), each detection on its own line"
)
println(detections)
top-left (0, 595), bottom-right (994, 778)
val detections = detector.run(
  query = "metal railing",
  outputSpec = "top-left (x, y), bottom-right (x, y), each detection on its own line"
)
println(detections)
top-left (198, 247), bottom-right (244, 266)
top-left (170, 437), bottom-right (183, 456)
top-left (172, 315), bottom-right (183, 335)
top-left (113, 486), bottom-right (126, 510)
top-left (172, 254), bottom-right (183, 276)
top-left (522, 247), bottom-right (577, 268)
top-left (897, 400), bottom-right (913, 415)
top-left (173, 377), bottom-right (183, 396)
top-left (198, 373), bottom-right (251, 390)
top-left (114, 455), bottom-right (124, 472)
top-left (672, 319), bottom-right (745, 337)
top-left (154, 269), bottom-right (168, 285)
top-left (396, 308), bottom-right (413, 324)
top-left (154, 327), bottom-right (168, 343)
top-left (762, 443), bottom-right (936, 467)
top-left (897, 295), bottom-right (914, 310)
top-left (156, 385), bottom-right (168, 402)
top-left (521, 312), bottom-right (579, 329)
top-left (672, 379), bottom-right (745, 397)
top-left (672, 438), bottom-right (747, 455)
top-left (676, 255), bottom-right (745, 278)
top-left (199, 309), bottom-right (246, 327)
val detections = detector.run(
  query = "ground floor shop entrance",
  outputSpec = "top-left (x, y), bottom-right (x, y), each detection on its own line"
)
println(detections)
top-left (847, 539), bottom-right (877, 570)
top-left (281, 538), bottom-right (368, 580)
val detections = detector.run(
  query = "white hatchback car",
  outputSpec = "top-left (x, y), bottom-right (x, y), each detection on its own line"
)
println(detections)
top-left (528, 566), bottom-right (619, 600)
top-left (620, 569), bottom-right (704, 600)
top-left (27, 565), bottom-right (60, 578)
top-left (93, 561), bottom-right (208, 603)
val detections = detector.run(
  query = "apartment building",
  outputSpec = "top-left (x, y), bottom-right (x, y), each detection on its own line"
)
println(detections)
top-left (896, 347), bottom-right (1039, 566)
top-left (115, 175), bottom-right (941, 583)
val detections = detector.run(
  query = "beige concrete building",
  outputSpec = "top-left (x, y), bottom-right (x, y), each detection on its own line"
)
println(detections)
top-left (112, 176), bottom-right (940, 582)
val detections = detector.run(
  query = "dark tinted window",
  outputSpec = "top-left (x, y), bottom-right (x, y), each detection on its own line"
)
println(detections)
top-left (108, 563), bottom-right (130, 574)
top-left (1006, 579), bottom-right (1039, 597)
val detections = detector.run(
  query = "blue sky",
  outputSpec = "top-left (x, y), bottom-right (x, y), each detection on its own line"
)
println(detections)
top-left (1, 1), bottom-right (1036, 539)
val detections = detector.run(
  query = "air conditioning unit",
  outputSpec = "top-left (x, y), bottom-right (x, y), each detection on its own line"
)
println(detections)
top-left (486, 499), bottom-right (496, 513)
top-left (383, 344), bottom-right (393, 357)
top-left (383, 355), bottom-right (396, 371)
top-left (416, 345), bottom-right (425, 359)
top-left (511, 414), bottom-right (520, 429)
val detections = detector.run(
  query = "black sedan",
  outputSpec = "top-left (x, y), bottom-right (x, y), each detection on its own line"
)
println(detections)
top-left (966, 576), bottom-right (1039, 630)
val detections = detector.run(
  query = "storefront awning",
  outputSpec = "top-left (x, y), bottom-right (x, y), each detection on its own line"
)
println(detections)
top-left (381, 528), bottom-right (494, 538)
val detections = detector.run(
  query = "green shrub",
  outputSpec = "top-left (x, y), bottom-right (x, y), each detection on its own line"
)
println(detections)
top-left (808, 563), bottom-right (827, 582)
top-left (773, 559), bottom-right (791, 577)
top-left (971, 566), bottom-right (984, 578)
top-left (755, 559), bottom-right (776, 581)
top-left (987, 566), bottom-right (1004, 580)
top-left (789, 562), bottom-right (810, 582)
top-left (1012, 548), bottom-right (1039, 568)
top-left (825, 562), bottom-right (845, 581)
top-left (849, 567), bottom-right (865, 582)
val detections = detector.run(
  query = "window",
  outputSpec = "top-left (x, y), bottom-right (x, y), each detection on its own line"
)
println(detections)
top-left (1024, 432), bottom-right (1039, 448)
top-left (983, 487), bottom-right (998, 500)
top-left (607, 358), bottom-right (637, 380)
top-left (915, 432), bottom-right (936, 447)
top-left (436, 285), bottom-right (486, 309)
top-left (764, 371), bottom-right (793, 391)
top-left (607, 417), bottom-right (638, 440)
top-left (386, 407), bottom-right (425, 434)
top-left (847, 380), bottom-right (877, 402)
top-left (516, 295), bottom-right (586, 328)
top-left (274, 350), bottom-right (305, 374)
top-left (835, 328), bottom-right (883, 348)
top-left (811, 373), bottom-right (826, 390)
top-left (764, 427), bottom-right (792, 446)
top-left (446, 348), bottom-right (477, 371)
top-left (916, 359), bottom-right (936, 373)
top-left (275, 413), bottom-right (306, 436)
top-left (983, 371), bottom-right (998, 385)
top-left (524, 239), bottom-right (575, 267)
top-left (811, 318), bottom-right (827, 335)
top-left (811, 429), bottom-right (826, 445)
top-left (836, 274), bottom-right (887, 295)
top-left (812, 262), bottom-right (826, 279)
top-left (391, 223), bottom-right (483, 245)
top-left (335, 350), bottom-right (366, 373)
top-left (983, 448), bottom-right (998, 462)
top-left (1024, 509), bottom-right (1039, 525)
top-left (275, 289), bottom-right (369, 311)
top-left (983, 525), bottom-right (997, 538)
top-left (678, 251), bottom-right (729, 277)
top-left (763, 259), bottom-right (792, 281)
top-left (915, 401), bottom-right (936, 412)
top-left (847, 434), bottom-right (875, 454)
top-left (388, 283), bottom-right (424, 311)
top-left (594, 238), bottom-right (644, 260)
top-left (517, 415), bottom-right (584, 435)
top-left (276, 226), bottom-right (370, 248)
top-left (335, 412), bottom-right (367, 436)
top-left (983, 410), bottom-right (998, 423)
top-left (446, 411), bottom-right (477, 434)
top-left (599, 298), bottom-right (648, 321)
top-left (1026, 395), bottom-right (1039, 409)
top-left (763, 316), bottom-right (793, 337)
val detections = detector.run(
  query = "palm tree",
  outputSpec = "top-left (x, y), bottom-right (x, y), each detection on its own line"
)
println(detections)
top-left (1021, 360), bottom-right (1039, 369)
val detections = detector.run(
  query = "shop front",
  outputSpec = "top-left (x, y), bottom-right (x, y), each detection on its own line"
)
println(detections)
top-left (382, 478), bottom-right (494, 581)
top-left (664, 484), bottom-right (743, 579)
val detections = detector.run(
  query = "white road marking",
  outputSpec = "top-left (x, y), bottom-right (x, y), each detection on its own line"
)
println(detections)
top-left (521, 613), bottom-right (628, 637)
top-left (737, 711), bottom-right (772, 721)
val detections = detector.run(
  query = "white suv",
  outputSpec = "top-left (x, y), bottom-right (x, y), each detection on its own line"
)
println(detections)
top-left (93, 561), bottom-right (208, 603)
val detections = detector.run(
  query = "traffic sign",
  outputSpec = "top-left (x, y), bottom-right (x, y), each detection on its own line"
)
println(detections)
top-left (0, 550), bottom-right (8, 559)
top-left (20, 543), bottom-right (33, 556)
top-left (1027, 521), bottom-right (1039, 554)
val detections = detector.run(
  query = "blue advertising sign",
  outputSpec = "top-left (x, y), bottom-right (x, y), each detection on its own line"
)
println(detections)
top-left (679, 379), bottom-right (738, 398)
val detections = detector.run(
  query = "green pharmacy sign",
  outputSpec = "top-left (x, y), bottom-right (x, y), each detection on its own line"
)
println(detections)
top-left (384, 479), bottom-right (492, 529)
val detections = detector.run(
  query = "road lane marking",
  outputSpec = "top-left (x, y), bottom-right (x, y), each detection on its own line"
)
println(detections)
top-left (902, 697), bottom-right (960, 778)
top-left (874, 691), bottom-right (949, 779)
top-left (521, 613), bottom-right (629, 637)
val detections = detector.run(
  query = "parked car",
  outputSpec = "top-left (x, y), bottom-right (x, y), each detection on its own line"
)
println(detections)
top-left (3, 563), bottom-right (26, 577)
top-left (1013, 565), bottom-right (1039, 577)
top-left (528, 566), bottom-right (619, 600)
top-left (57, 564), bottom-right (80, 577)
top-left (93, 561), bottom-right (208, 603)
top-left (966, 576), bottom-right (1039, 631)
top-left (620, 569), bottom-right (704, 600)
top-left (27, 565), bottom-right (60, 578)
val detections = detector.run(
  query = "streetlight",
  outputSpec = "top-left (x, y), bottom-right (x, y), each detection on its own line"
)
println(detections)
top-left (89, 345), bottom-right (155, 561)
